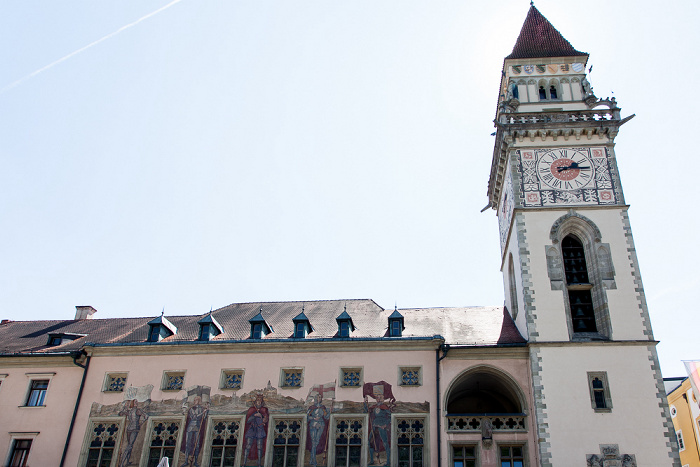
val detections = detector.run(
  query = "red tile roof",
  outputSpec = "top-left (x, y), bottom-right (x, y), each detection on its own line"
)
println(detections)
top-left (507, 5), bottom-right (586, 60)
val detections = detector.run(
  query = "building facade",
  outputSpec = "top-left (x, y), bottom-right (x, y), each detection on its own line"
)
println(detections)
top-left (666, 378), bottom-right (700, 467)
top-left (0, 6), bottom-right (679, 467)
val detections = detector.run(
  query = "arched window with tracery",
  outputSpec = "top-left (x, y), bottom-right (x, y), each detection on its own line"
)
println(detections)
top-left (562, 235), bottom-right (596, 333)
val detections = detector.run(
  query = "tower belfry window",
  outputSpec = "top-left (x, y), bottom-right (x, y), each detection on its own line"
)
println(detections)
top-left (562, 235), bottom-right (597, 333)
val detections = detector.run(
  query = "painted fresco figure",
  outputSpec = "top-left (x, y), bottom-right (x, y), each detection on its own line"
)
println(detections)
top-left (179, 396), bottom-right (209, 467)
top-left (118, 399), bottom-right (148, 467)
top-left (243, 393), bottom-right (269, 466)
top-left (306, 392), bottom-right (330, 465)
top-left (363, 382), bottom-right (395, 466)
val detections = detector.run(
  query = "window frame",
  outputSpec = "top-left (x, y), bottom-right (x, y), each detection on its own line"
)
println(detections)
top-left (200, 415), bottom-right (244, 467)
top-left (398, 366), bottom-right (423, 387)
top-left (161, 370), bottom-right (186, 392)
top-left (103, 372), bottom-right (128, 393)
top-left (268, 415), bottom-right (305, 467)
top-left (5, 433), bottom-right (38, 467)
top-left (340, 367), bottom-right (363, 388)
top-left (328, 414), bottom-right (367, 467)
top-left (393, 414), bottom-right (428, 467)
top-left (77, 418), bottom-right (124, 467)
top-left (23, 373), bottom-right (54, 407)
top-left (498, 444), bottom-right (526, 467)
top-left (138, 416), bottom-right (184, 467)
top-left (677, 429), bottom-right (685, 452)
top-left (219, 369), bottom-right (245, 391)
top-left (451, 444), bottom-right (478, 467)
top-left (279, 367), bottom-right (304, 389)
top-left (587, 371), bottom-right (612, 413)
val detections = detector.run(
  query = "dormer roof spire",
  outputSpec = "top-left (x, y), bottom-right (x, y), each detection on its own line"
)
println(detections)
top-left (507, 5), bottom-right (587, 60)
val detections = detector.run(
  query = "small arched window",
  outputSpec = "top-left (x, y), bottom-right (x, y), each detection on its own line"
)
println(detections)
top-left (562, 235), bottom-right (597, 333)
top-left (512, 84), bottom-right (519, 99)
top-left (539, 86), bottom-right (547, 100)
top-left (549, 85), bottom-right (558, 99)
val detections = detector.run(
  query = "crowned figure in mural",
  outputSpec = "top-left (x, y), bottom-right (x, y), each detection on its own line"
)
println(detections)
top-left (179, 386), bottom-right (211, 467)
top-left (363, 381), bottom-right (395, 466)
top-left (305, 382), bottom-right (334, 466)
top-left (243, 392), bottom-right (269, 466)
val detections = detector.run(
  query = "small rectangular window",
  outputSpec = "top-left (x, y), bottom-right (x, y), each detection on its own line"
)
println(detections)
top-left (26, 379), bottom-right (49, 406)
top-left (8, 439), bottom-right (32, 467)
top-left (677, 430), bottom-right (685, 451)
top-left (220, 369), bottom-right (244, 390)
top-left (390, 320), bottom-right (402, 337)
top-left (499, 445), bottom-right (524, 467)
top-left (104, 373), bottom-right (128, 392)
top-left (399, 367), bottom-right (422, 387)
top-left (587, 371), bottom-right (612, 412)
top-left (452, 445), bottom-right (476, 467)
top-left (295, 322), bottom-right (306, 338)
top-left (162, 371), bottom-right (185, 391)
top-left (252, 323), bottom-right (262, 339)
top-left (280, 368), bottom-right (303, 388)
top-left (339, 321), bottom-right (350, 338)
top-left (340, 368), bottom-right (363, 388)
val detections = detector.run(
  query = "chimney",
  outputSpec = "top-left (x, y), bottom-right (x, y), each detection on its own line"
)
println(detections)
top-left (75, 306), bottom-right (97, 320)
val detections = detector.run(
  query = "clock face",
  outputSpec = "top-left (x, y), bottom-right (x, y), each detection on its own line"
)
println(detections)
top-left (536, 149), bottom-right (595, 190)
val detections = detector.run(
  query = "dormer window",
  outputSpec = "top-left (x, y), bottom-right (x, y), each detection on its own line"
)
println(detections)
top-left (388, 309), bottom-right (405, 337)
top-left (249, 309), bottom-right (272, 339)
top-left (46, 332), bottom-right (86, 346)
top-left (292, 310), bottom-right (313, 339)
top-left (198, 312), bottom-right (224, 341)
top-left (335, 308), bottom-right (355, 338)
top-left (147, 312), bottom-right (177, 342)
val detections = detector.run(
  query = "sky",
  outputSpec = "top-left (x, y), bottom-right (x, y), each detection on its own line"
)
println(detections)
top-left (1, 1), bottom-right (698, 378)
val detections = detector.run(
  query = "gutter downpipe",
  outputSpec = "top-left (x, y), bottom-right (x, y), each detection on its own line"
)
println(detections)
top-left (436, 343), bottom-right (450, 467)
top-left (60, 350), bottom-right (90, 467)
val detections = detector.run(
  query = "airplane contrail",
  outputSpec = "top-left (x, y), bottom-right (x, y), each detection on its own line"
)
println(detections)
top-left (1, 0), bottom-right (185, 94)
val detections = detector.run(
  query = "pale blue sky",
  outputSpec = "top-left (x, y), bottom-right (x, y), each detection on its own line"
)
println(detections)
top-left (1, 1), bottom-right (697, 377)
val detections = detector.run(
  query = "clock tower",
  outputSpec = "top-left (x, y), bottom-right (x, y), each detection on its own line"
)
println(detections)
top-left (488, 5), bottom-right (680, 466)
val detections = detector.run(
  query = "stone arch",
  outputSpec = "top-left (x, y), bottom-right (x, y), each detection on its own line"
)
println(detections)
top-left (547, 210), bottom-right (615, 340)
top-left (445, 365), bottom-right (526, 415)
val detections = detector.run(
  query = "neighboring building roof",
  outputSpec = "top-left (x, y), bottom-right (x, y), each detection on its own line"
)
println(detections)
top-left (664, 376), bottom-right (687, 395)
top-left (506, 5), bottom-right (586, 59)
top-left (0, 299), bottom-right (525, 353)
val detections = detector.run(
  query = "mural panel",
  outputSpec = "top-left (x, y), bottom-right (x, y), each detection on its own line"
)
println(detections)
top-left (85, 379), bottom-right (428, 467)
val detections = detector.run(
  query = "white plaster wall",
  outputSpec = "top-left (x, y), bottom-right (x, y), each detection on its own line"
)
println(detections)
top-left (520, 208), bottom-right (649, 342)
top-left (537, 345), bottom-right (673, 466)
top-left (0, 363), bottom-right (83, 467)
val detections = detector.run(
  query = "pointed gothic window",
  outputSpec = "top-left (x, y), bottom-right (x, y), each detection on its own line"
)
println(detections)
top-left (562, 235), bottom-right (597, 333)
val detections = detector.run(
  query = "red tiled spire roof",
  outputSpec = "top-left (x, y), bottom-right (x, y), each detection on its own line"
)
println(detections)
top-left (506, 5), bottom-right (586, 59)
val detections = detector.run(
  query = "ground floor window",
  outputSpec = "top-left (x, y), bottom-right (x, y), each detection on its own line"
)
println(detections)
top-left (499, 445), bottom-right (524, 467)
top-left (209, 419), bottom-right (241, 467)
top-left (8, 439), bottom-right (32, 467)
top-left (271, 419), bottom-right (302, 467)
top-left (452, 445), bottom-right (476, 467)
top-left (85, 422), bottom-right (121, 467)
top-left (334, 418), bottom-right (363, 467)
top-left (147, 420), bottom-right (181, 467)
top-left (396, 418), bottom-right (425, 467)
